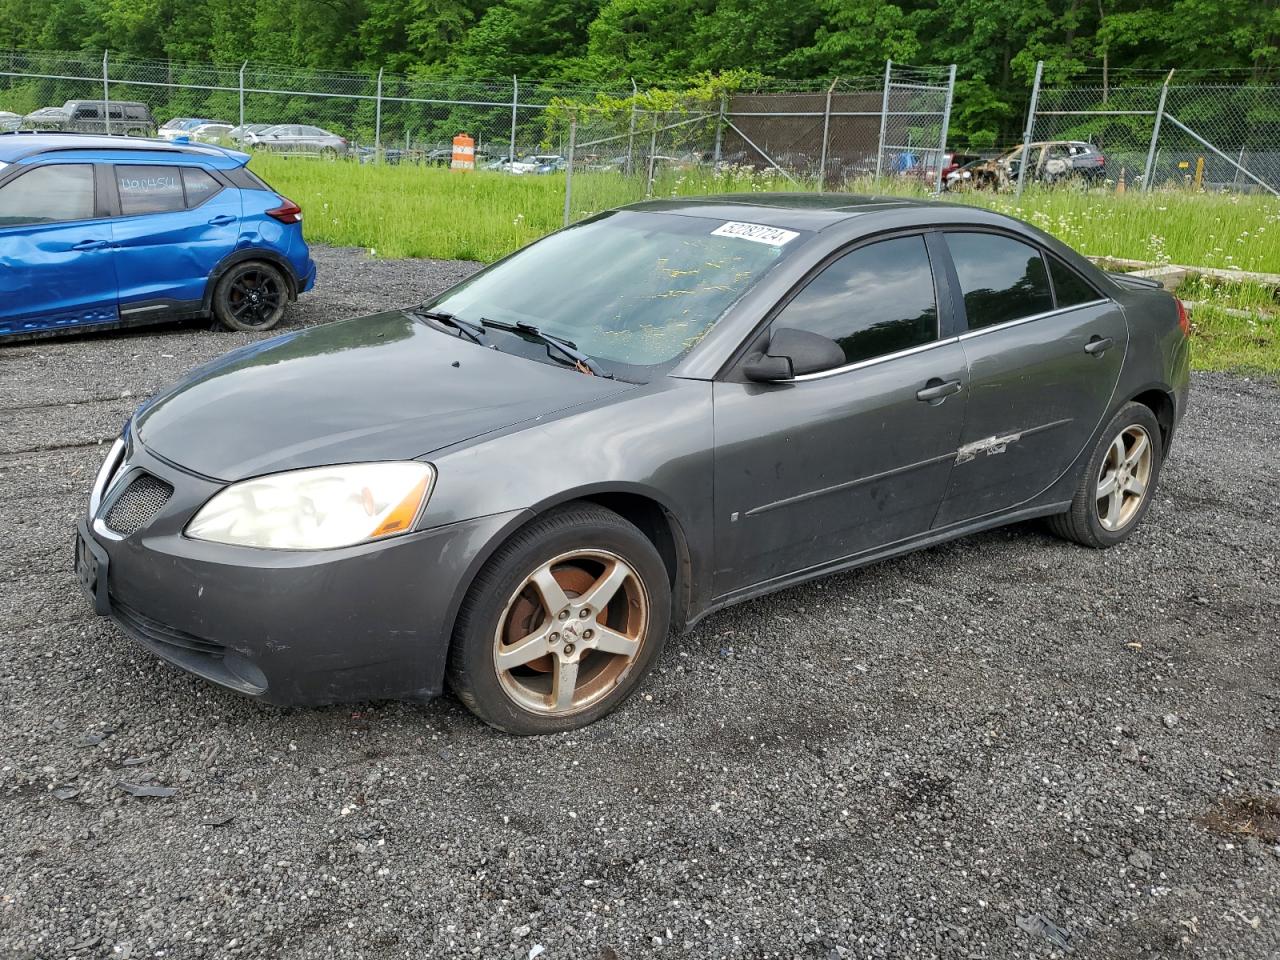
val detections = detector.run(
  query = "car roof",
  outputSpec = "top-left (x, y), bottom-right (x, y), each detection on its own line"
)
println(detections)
top-left (0, 133), bottom-right (249, 167)
top-left (622, 193), bottom-right (941, 230)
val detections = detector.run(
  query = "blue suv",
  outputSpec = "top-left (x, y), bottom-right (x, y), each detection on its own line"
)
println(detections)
top-left (0, 133), bottom-right (316, 339)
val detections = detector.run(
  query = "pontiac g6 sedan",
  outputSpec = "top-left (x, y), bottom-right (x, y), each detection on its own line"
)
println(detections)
top-left (76, 195), bottom-right (1191, 734)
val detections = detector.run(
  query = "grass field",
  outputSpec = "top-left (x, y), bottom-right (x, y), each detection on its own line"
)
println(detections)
top-left (251, 155), bottom-right (1280, 375)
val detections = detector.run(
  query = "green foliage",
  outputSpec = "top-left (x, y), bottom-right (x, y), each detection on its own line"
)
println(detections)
top-left (0, 0), bottom-right (1275, 144)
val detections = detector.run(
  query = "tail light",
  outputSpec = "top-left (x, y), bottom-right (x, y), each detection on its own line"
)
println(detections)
top-left (1175, 297), bottom-right (1191, 336)
top-left (266, 197), bottom-right (303, 224)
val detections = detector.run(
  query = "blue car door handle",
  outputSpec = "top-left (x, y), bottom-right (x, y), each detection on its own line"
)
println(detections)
top-left (71, 239), bottom-right (109, 251)
top-left (207, 215), bottom-right (236, 226)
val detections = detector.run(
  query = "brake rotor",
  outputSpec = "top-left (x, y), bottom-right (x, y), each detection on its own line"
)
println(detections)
top-left (505, 564), bottom-right (595, 673)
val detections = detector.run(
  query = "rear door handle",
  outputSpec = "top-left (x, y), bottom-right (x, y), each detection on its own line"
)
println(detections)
top-left (916, 378), bottom-right (963, 403)
top-left (207, 215), bottom-right (236, 226)
top-left (1084, 336), bottom-right (1115, 356)
top-left (71, 238), bottom-right (109, 251)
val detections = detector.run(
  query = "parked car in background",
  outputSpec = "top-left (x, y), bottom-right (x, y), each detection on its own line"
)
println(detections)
top-left (73, 194), bottom-right (1189, 734)
top-left (0, 133), bottom-right (315, 340)
top-left (939, 151), bottom-right (983, 182)
top-left (190, 123), bottom-right (234, 144)
top-left (1002, 140), bottom-right (1106, 185)
top-left (226, 123), bottom-right (272, 144)
top-left (22, 101), bottom-right (155, 136)
top-left (247, 124), bottom-right (349, 155)
top-left (0, 111), bottom-right (20, 132)
top-left (159, 118), bottom-right (215, 141)
top-left (506, 154), bottom-right (566, 175)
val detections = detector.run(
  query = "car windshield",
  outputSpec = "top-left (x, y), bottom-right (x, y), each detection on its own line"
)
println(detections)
top-left (424, 210), bottom-right (804, 379)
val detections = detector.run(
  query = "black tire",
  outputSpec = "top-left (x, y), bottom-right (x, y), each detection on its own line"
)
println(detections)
top-left (212, 261), bottom-right (289, 332)
top-left (447, 502), bottom-right (671, 735)
top-left (1048, 402), bottom-right (1164, 548)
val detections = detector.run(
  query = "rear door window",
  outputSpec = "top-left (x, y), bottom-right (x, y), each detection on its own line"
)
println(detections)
top-left (1048, 257), bottom-right (1100, 308)
top-left (945, 232), bottom-right (1053, 330)
top-left (182, 167), bottom-right (222, 207)
top-left (116, 165), bottom-right (185, 216)
top-left (0, 164), bottom-right (95, 226)
top-left (773, 234), bottom-right (938, 366)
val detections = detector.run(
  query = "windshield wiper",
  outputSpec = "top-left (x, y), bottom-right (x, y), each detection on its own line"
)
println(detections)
top-left (412, 307), bottom-right (493, 347)
top-left (483, 318), bottom-right (612, 378)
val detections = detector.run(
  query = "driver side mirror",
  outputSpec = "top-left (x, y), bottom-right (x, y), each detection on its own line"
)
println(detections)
top-left (743, 327), bottom-right (845, 382)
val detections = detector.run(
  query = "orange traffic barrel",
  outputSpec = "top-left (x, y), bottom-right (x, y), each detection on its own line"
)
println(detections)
top-left (451, 133), bottom-right (475, 170)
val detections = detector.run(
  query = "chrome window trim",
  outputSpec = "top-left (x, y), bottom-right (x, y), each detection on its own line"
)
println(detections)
top-left (791, 335), bottom-right (961, 382)
top-left (957, 298), bottom-right (1111, 341)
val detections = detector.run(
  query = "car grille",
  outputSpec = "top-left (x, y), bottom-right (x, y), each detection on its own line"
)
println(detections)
top-left (112, 599), bottom-right (227, 658)
top-left (103, 473), bottom-right (173, 535)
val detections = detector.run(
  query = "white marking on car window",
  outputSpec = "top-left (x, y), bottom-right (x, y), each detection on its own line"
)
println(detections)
top-left (711, 221), bottom-right (799, 247)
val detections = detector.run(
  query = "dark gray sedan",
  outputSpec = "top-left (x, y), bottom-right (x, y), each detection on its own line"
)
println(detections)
top-left (76, 195), bottom-right (1191, 734)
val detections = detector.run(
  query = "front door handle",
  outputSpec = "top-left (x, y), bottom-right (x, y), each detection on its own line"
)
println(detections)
top-left (1084, 336), bottom-right (1115, 356)
top-left (71, 238), bottom-right (109, 251)
top-left (916, 378), bottom-right (963, 403)
top-left (207, 215), bottom-right (236, 226)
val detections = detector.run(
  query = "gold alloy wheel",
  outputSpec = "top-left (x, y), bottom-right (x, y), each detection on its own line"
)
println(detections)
top-left (1096, 425), bottom-right (1153, 531)
top-left (493, 549), bottom-right (649, 716)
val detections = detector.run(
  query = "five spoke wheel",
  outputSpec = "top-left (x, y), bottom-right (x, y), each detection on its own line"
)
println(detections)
top-left (494, 549), bottom-right (648, 716)
top-left (1095, 425), bottom-right (1152, 531)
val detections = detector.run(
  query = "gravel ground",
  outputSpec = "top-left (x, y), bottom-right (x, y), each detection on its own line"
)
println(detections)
top-left (1, 245), bottom-right (1278, 960)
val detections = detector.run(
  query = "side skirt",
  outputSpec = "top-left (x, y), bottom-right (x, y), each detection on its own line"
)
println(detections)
top-left (687, 500), bottom-right (1071, 630)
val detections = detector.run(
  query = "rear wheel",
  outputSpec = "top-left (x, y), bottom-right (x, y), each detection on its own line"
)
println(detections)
top-left (1048, 402), bottom-right (1162, 547)
top-left (212, 261), bottom-right (288, 332)
top-left (447, 503), bottom-right (670, 734)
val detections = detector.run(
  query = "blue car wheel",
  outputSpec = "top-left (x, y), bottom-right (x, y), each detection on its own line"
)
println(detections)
top-left (212, 261), bottom-right (289, 332)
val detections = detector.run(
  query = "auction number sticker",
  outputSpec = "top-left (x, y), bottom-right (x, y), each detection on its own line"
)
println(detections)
top-left (711, 221), bottom-right (799, 246)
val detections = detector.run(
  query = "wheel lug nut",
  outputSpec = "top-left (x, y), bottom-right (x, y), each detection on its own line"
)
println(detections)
top-left (583, 629), bottom-right (593, 640)
top-left (564, 643), bottom-right (575, 654)
top-left (579, 608), bottom-right (590, 618)
top-left (549, 632), bottom-right (559, 642)
top-left (558, 610), bottom-right (569, 620)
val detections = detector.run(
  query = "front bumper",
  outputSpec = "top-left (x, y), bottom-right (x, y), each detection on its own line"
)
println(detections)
top-left (75, 440), bottom-right (522, 706)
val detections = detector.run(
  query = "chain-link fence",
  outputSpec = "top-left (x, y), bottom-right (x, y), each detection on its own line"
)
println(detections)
top-left (1, 48), bottom-right (956, 202)
top-left (1021, 64), bottom-right (1280, 196)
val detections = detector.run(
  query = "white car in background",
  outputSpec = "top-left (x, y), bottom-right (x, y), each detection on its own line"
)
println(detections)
top-left (0, 111), bottom-right (20, 132)
top-left (190, 123), bottom-right (234, 144)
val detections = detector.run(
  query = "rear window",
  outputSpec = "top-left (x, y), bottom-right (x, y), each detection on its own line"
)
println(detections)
top-left (117, 165), bottom-right (185, 216)
top-left (946, 232), bottom-right (1053, 330)
top-left (182, 167), bottom-right (222, 206)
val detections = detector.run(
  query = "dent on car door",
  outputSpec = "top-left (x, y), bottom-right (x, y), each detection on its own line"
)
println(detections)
top-left (933, 231), bottom-right (1128, 527)
top-left (110, 163), bottom-right (241, 319)
top-left (712, 233), bottom-right (968, 599)
top-left (0, 162), bottom-right (118, 336)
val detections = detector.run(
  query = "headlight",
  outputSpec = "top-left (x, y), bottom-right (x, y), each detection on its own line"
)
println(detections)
top-left (186, 462), bottom-right (435, 550)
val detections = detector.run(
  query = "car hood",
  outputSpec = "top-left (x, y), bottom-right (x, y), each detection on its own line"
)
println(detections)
top-left (136, 310), bottom-right (635, 481)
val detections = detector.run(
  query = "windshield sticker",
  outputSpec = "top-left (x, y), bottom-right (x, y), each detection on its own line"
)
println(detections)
top-left (711, 221), bottom-right (799, 247)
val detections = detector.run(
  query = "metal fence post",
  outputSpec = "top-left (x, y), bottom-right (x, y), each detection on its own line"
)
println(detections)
top-left (1015, 60), bottom-right (1044, 197)
top-left (374, 68), bottom-right (383, 161)
top-left (509, 75), bottom-right (518, 164)
top-left (562, 111), bottom-right (577, 227)
top-left (646, 111), bottom-right (659, 196)
top-left (712, 92), bottom-right (726, 168)
top-left (238, 61), bottom-right (246, 129)
top-left (102, 50), bottom-right (111, 136)
top-left (874, 59), bottom-right (892, 180)
top-left (818, 77), bottom-right (837, 189)
top-left (934, 63), bottom-right (957, 193)
top-left (1142, 69), bottom-right (1174, 193)
top-left (626, 79), bottom-right (638, 176)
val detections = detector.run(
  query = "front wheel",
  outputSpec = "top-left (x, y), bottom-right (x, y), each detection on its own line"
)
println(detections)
top-left (447, 503), bottom-right (671, 734)
top-left (212, 261), bottom-right (288, 332)
top-left (1048, 402), bottom-right (1163, 547)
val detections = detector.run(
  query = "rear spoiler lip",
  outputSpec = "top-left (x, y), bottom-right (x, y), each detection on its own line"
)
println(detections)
top-left (1107, 271), bottom-right (1163, 291)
